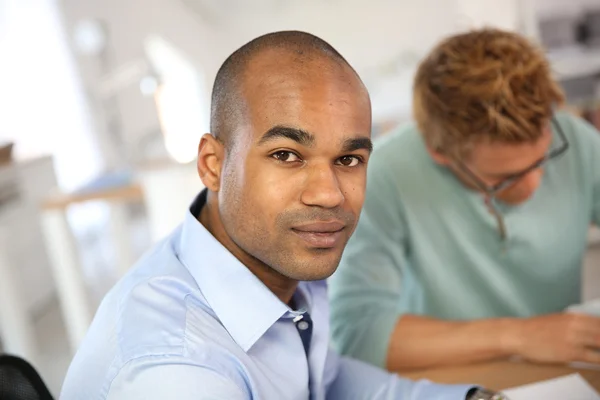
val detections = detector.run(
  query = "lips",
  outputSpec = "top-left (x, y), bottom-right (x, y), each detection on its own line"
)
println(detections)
top-left (291, 221), bottom-right (346, 249)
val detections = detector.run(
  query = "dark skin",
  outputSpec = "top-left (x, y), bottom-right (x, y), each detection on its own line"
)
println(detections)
top-left (197, 49), bottom-right (372, 304)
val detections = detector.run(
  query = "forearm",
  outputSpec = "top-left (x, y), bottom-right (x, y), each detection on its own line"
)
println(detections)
top-left (386, 314), bottom-right (522, 371)
top-left (327, 355), bottom-right (475, 400)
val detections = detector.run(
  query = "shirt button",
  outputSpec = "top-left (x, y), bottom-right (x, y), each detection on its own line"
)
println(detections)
top-left (297, 321), bottom-right (309, 331)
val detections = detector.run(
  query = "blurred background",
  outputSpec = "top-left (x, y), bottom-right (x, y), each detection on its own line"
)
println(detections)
top-left (1, 0), bottom-right (600, 395)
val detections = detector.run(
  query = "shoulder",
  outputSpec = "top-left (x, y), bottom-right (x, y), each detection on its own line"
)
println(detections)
top-left (104, 265), bottom-right (251, 397)
top-left (371, 124), bottom-right (424, 162)
top-left (554, 111), bottom-right (600, 147)
top-left (94, 233), bottom-right (217, 356)
top-left (63, 229), bottom-right (256, 399)
top-left (553, 111), bottom-right (600, 177)
top-left (62, 234), bottom-right (225, 398)
top-left (106, 353), bottom-right (251, 399)
top-left (111, 237), bottom-right (227, 360)
top-left (368, 123), bottom-right (432, 182)
top-left (365, 123), bottom-right (443, 208)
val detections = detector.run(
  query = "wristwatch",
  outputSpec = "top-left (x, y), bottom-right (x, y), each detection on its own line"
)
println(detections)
top-left (466, 388), bottom-right (508, 400)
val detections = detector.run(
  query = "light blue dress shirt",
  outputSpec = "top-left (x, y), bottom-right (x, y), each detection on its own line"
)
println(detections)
top-left (60, 191), bottom-right (474, 399)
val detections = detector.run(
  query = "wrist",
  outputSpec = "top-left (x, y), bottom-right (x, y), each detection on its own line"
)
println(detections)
top-left (467, 388), bottom-right (508, 400)
top-left (498, 318), bottom-right (525, 356)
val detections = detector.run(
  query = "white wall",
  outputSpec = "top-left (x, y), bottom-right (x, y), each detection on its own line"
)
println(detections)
top-left (0, 0), bottom-right (103, 191)
top-left (59, 0), bottom-right (522, 154)
top-left (456, 0), bottom-right (519, 31)
top-left (60, 0), bottom-right (225, 168)
top-left (187, 0), bottom-right (520, 121)
top-left (213, 0), bottom-right (458, 122)
top-left (532, 0), bottom-right (600, 19)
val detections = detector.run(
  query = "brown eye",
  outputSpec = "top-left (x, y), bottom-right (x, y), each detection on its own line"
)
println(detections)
top-left (336, 155), bottom-right (361, 167)
top-left (272, 151), bottom-right (300, 163)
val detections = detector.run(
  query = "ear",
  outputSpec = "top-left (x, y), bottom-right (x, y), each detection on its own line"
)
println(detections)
top-left (426, 146), bottom-right (451, 166)
top-left (197, 134), bottom-right (224, 191)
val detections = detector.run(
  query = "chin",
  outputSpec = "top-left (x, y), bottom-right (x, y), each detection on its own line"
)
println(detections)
top-left (298, 268), bottom-right (337, 281)
top-left (280, 253), bottom-right (341, 281)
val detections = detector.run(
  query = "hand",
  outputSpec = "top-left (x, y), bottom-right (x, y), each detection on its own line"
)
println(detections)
top-left (508, 313), bottom-right (600, 364)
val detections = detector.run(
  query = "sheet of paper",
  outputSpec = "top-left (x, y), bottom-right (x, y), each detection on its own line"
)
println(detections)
top-left (566, 298), bottom-right (600, 317)
top-left (502, 373), bottom-right (600, 400)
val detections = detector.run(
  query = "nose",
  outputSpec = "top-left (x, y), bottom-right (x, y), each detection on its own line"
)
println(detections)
top-left (300, 163), bottom-right (345, 209)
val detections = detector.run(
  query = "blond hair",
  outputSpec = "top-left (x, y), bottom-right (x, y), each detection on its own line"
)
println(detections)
top-left (413, 28), bottom-right (564, 155)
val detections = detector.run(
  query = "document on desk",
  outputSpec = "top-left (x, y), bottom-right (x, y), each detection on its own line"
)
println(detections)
top-left (502, 373), bottom-right (600, 400)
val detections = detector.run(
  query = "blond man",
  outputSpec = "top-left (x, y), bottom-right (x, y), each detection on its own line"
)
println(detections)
top-left (329, 28), bottom-right (600, 371)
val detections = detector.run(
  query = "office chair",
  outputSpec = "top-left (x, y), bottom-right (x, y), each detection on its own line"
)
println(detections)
top-left (0, 354), bottom-right (54, 400)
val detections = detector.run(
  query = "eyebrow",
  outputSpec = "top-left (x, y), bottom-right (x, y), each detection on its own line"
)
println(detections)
top-left (258, 125), bottom-right (373, 153)
top-left (342, 137), bottom-right (373, 153)
top-left (258, 126), bottom-right (315, 147)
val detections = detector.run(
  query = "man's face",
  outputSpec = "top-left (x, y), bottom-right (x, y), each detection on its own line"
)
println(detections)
top-left (217, 52), bottom-right (372, 281)
top-left (454, 128), bottom-right (553, 205)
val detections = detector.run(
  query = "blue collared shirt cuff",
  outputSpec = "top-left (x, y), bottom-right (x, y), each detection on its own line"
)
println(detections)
top-left (416, 383), bottom-right (478, 399)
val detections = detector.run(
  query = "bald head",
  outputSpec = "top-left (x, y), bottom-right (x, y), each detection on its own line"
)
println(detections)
top-left (210, 30), bottom-right (364, 147)
top-left (198, 30), bottom-right (371, 283)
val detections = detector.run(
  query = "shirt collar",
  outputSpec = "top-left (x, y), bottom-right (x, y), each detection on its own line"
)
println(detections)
top-left (175, 190), bottom-right (307, 352)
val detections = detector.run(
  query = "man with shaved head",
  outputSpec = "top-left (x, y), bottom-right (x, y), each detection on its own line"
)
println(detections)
top-left (60, 31), bottom-right (479, 400)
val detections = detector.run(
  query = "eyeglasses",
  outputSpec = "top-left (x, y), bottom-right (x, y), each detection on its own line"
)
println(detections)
top-left (453, 117), bottom-right (570, 240)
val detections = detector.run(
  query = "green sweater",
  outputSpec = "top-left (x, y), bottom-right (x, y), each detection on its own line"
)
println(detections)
top-left (329, 112), bottom-right (600, 368)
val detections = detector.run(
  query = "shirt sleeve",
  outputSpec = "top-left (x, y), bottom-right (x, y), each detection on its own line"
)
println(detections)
top-left (106, 355), bottom-right (249, 400)
top-left (589, 122), bottom-right (600, 226)
top-left (328, 140), bottom-right (410, 368)
top-left (558, 112), bottom-right (600, 226)
top-left (325, 349), bottom-right (475, 400)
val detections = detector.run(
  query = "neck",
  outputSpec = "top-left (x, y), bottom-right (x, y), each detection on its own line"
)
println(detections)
top-left (199, 193), bottom-right (298, 305)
